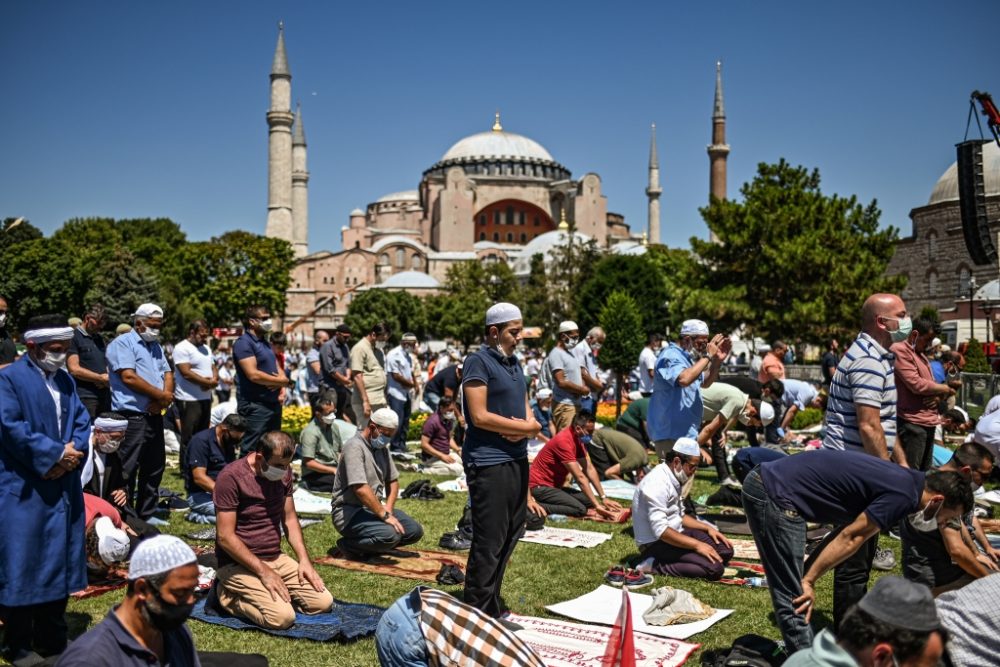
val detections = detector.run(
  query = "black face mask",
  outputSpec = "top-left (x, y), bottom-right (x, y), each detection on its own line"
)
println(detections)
top-left (143, 587), bottom-right (195, 632)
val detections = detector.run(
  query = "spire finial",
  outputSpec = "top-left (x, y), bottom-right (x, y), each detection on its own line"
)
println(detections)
top-left (641, 231), bottom-right (648, 246)
top-left (649, 123), bottom-right (659, 169)
top-left (492, 110), bottom-right (503, 132)
top-left (558, 207), bottom-right (569, 232)
top-left (271, 22), bottom-right (290, 77)
top-left (713, 60), bottom-right (725, 119)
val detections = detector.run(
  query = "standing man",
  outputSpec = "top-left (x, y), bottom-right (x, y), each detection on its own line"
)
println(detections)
top-left (573, 326), bottom-right (606, 413)
top-left (350, 322), bottom-right (391, 426)
top-left (0, 315), bottom-right (91, 664)
top-left (305, 330), bottom-right (330, 412)
top-left (233, 305), bottom-right (289, 456)
top-left (172, 319), bottom-right (217, 460)
top-left (0, 294), bottom-right (15, 369)
top-left (106, 303), bottom-right (174, 521)
top-left (386, 332), bottom-right (418, 453)
top-left (320, 323), bottom-right (354, 421)
top-left (758, 340), bottom-right (787, 383)
top-left (637, 333), bottom-right (662, 397)
top-left (893, 317), bottom-right (956, 471)
top-left (461, 303), bottom-right (541, 624)
top-left (821, 338), bottom-right (840, 386)
top-left (67, 304), bottom-right (111, 418)
top-left (547, 321), bottom-right (591, 434)
top-left (823, 292), bottom-right (909, 628)
top-left (647, 319), bottom-right (730, 462)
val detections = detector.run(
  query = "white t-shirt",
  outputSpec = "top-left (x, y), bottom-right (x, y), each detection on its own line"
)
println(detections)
top-left (172, 339), bottom-right (214, 401)
top-left (637, 347), bottom-right (657, 394)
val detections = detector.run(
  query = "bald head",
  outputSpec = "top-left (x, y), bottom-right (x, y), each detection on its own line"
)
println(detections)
top-left (861, 293), bottom-right (907, 345)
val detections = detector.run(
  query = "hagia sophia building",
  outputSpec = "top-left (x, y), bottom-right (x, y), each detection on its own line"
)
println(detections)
top-left (263, 25), bottom-right (731, 338)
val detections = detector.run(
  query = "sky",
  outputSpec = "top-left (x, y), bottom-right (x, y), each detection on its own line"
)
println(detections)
top-left (1, 1), bottom-right (996, 252)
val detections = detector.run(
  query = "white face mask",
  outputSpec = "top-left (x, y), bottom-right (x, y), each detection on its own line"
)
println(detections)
top-left (909, 500), bottom-right (942, 533)
top-left (0, 313), bottom-right (6, 328)
top-left (375, 340), bottom-right (387, 351)
top-left (320, 413), bottom-right (336, 425)
top-left (96, 436), bottom-right (123, 454)
top-left (260, 462), bottom-right (287, 482)
top-left (37, 350), bottom-right (67, 373)
top-left (139, 328), bottom-right (160, 343)
top-left (737, 407), bottom-right (755, 427)
top-left (564, 336), bottom-right (579, 350)
top-left (672, 464), bottom-right (689, 486)
top-left (259, 319), bottom-right (273, 334)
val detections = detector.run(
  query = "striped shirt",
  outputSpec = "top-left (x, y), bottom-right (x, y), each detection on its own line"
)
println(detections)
top-left (419, 588), bottom-right (545, 667)
top-left (823, 332), bottom-right (897, 453)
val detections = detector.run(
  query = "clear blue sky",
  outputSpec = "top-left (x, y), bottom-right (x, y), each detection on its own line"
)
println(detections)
top-left (2, 1), bottom-right (996, 252)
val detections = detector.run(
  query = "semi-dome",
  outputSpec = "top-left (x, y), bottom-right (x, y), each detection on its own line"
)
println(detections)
top-left (375, 190), bottom-right (419, 204)
top-left (511, 229), bottom-right (591, 276)
top-left (379, 271), bottom-right (440, 289)
top-left (927, 140), bottom-right (1000, 206)
top-left (441, 131), bottom-right (555, 163)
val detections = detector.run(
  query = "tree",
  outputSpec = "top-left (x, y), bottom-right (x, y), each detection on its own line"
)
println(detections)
top-left (425, 261), bottom-right (521, 348)
top-left (576, 254), bottom-right (671, 339)
top-left (544, 234), bottom-right (601, 336)
top-left (918, 305), bottom-right (940, 324)
top-left (84, 246), bottom-right (160, 327)
top-left (965, 337), bottom-right (990, 374)
top-left (518, 253), bottom-right (550, 346)
top-left (598, 290), bottom-right (645, 417)
top-left (344, 290), bottom-right (426, 343)
top-left (683, 159), bottom-right (903, 344)
top-left (0, 217), bottom-right (43, 255)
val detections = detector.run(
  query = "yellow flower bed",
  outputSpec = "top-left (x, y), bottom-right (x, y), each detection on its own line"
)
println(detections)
top-left (282, 405), bottom-right (313, 434)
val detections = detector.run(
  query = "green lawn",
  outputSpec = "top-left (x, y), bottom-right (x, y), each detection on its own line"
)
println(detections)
top-left (56, 457), bottom-right (904, 666)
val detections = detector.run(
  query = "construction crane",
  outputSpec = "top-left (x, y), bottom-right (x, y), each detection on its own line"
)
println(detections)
top-left (972, 90), bottom-right (1000, 147)
top-left (282, 282), bottom-right (366, 335)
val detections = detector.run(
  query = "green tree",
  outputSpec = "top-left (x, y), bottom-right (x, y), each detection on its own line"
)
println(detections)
top-left (84, 246), bottom-right (160, 327)
top-left (576, 254), bottom-right (671, 339)
top-left (544, 235), bottom-right (601, 336)
top-left (1, 217), bottom-right (43, 254)
top-left (425, 261), bottom-right (521, 348)
top-left (682, 159), bottom-right (903, 344)
top-left (965, 337), bottom-right (990, 373)
top-left (518, 253), bottom-right (550, 346)
top-left (344, 290), bottom-right (427, 343)
top-left (598, 290), bottom-right (645, 417)
top-left (0, 237), bottom-right (88, 331)
top-left (918, 305), bottom-right (940, 324)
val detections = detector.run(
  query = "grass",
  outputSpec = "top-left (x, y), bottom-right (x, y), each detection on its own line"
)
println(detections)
top-left (55, 455), bottom-right (906, 667)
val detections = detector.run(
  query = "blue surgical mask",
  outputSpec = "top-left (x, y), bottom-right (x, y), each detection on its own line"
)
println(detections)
top-left (371, 433), bottom-right (390, 449)
top-left (579, 434), bottom-right (592, 445)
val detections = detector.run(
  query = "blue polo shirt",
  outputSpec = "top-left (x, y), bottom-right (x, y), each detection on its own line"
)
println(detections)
top-left (647, 343), bottom-right (702, 441)
top-left (52, 607), bottom-right (199, 667)
top-left (184, 426), bottom-right (235, 495)
top-left (105, 330), bottom-right (170, 413)
top-left (233, 330), bottom-right (280, 405)
top-left (461, 345), bottom-right (528, 467)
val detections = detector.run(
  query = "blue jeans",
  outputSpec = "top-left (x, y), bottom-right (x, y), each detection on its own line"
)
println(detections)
top-left (339, 508), bottom-right (423, 555)
top-left (741, 468), bottom-right (812, 651)
top-left (424, 392), bottom-right (441, 412)
top-left (187, 491), bottom-right (216, 525)
top-left (237, 400), bottom-right (282, 456)
top-left (375, 588), bottom-right (427, 666)
top-left (388, 395), bottom-right (412, 452)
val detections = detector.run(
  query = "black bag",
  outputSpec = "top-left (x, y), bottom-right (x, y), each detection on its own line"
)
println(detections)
top-left (401, 479), bottom-right (443, 500)
top-left (701, 634), bottom-right (786, 667)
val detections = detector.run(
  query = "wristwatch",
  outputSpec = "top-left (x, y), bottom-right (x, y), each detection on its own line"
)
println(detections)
top-left (382, 510), bottom-right (391, 521)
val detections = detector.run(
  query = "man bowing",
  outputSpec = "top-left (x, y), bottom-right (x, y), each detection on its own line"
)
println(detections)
top-left (0, 314), bottom-right (92, 664)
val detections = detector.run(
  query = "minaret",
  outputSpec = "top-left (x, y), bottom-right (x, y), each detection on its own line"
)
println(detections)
top-left (291, 102), bottom-right (309, 257)
top-left (707, 60), bottom-right (730, 243)
top-left (265, 22), bottom-right (295, 246)
top-left (645, 123), bottom-right (662, 244)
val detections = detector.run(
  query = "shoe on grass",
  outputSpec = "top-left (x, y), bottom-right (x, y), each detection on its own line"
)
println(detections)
top-left (873, 547), bottom-right (896, 571)
top-left (622, 568), bottom-right (654, 590)
top-left (604, 565), bottom-right (627, 586)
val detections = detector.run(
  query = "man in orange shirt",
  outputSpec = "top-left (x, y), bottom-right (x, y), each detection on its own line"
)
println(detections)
top-left (758, 340), bottom-right (788, 383)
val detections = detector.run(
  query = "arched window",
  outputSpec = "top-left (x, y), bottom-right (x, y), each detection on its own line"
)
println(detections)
top-left (959, 267), bottom-right (971, 295)
top-left (411, 254), bottom-right (422, 270)
top-left (520, 233), bottom-right (527, 243)
top-left (395, 248), bottom-right (406, 268)
top-left (479, 232), bottom-right (486, 241)
top-left (493, 232), bottom-right (499, 241)
top-left (379, 253), bottom-right (389, 266)
top-left (506, 205), bottom-right (515, 225)
top-left (506, 232), bottom-right (513, 242)
top-left (927, 271), bottom-right (938, 296)
top-left (927, 231), bottom-right (938, 260)
top-left (330, 276), bottom-right (335, 286)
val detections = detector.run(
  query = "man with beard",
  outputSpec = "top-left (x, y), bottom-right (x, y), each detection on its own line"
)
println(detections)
top-left (67, 304), bottom-right (111, 418)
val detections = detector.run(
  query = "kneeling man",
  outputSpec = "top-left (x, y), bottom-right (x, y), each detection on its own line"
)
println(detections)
top-left (632, 438), bottom-right (733, 579)
top-left (332, 408), bottom-right (424, 558)
top-left (215, 431), bottom-right (332, 630)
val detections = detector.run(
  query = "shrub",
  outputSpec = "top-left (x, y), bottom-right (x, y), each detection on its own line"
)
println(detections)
top-left (790, 407), bottom-right (824, 430)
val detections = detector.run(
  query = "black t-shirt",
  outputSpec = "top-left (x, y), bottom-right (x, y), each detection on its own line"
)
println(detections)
top-left (68, 327), bottom-right (108, 399)
top-left (901, 513), bottom-right (965, 588)
top-left (0, 332), bottom-right (15, 366)
top-left (821, 351), bottom-right (838, 384)
top-left (184, 427), bottom-right (235, 495)
top-left (426, 364), bottom-right (460, 397)
top-left (759, 449), bottom-right (925, 529)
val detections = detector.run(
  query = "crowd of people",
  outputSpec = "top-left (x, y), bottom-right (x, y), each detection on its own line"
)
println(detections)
top-left (1, 287), bottom-right (998, 666)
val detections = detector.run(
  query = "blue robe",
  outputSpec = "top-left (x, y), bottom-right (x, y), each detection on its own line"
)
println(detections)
top-left (0, 356), bottom-right (91, 606)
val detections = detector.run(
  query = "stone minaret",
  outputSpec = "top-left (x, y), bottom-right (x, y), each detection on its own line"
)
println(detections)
top-left (291, 102), bottom-right (309, 257)
top-left (645, 123), bottom-right (662, 244)
top-left (707, 61), bottom-right (730, 243)
top-left (265, 23), bottom-right (295, 245)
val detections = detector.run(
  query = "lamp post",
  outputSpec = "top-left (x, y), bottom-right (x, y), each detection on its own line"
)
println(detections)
top-left (969, 276), bottom-right (978, 342)
top-left (983, 300), bottom-right (995, 347)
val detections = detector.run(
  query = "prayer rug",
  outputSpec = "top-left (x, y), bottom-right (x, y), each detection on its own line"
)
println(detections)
top-left (582, 507), bottom-right (632, 523)
top-left (546, 585), bottom-right (732, 641)
top-left (578, 479), bottom-right (638, 501)
top-left (728, 539), bottom-right (760, 561)
top-left (71, 568), bottom-right (128, 599)
top-left (190, 598), bottom-right (383, 641)
top-left (520, 526), bottom-right (614, 549)
top-left (699, 515), bottom-right (753, 536)
top-left (508, 614), bottom-right (698, 667)
top-left (314, 547), bottom-right (466, 582)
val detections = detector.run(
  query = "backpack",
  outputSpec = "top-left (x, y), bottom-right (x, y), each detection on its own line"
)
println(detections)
top-left (700, 634), bottom-right (786, 667)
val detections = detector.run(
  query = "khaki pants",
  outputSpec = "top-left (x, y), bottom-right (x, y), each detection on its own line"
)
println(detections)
top-left (422, 459), bottom-right (465, 476)
top-left (351, 390), bottom-right (387, 428)
top-left (216, 553), bottom-right (333, 630)
top-left (551, 403), bottom-right (578, 434)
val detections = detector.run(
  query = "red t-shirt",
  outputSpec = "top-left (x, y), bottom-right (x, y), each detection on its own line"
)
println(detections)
top-left (83, 493), bottom-right (123, 528)
top-left (529, 428), bottom-right (585, 489)
top-left (213, 458), bottom-right (293, 567)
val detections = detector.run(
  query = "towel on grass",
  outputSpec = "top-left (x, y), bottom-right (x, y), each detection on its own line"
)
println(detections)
top-left (314, 548), bottom-right (466, 582)
top-left (520, 526), bottom-right (613, 549)
top-left (293, 487), bottom-right (332, 515)
top-left (546, 585), bottom-right (732, 641)
top-left (573, 478), bottom-right (637, 502)
top-left (728, 539), bottom-right (760, 561)
top-left (190, 598), bottom-right (383, 641)
top-left (508, 614), bottom-right (698, 667)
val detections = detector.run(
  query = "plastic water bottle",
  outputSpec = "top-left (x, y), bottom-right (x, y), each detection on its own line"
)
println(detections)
top-left (746, 577), bottom-right (768, 588)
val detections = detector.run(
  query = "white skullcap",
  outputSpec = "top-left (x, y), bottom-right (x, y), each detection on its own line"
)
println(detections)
top-left (940, 344), bottom-right (951, 352)
top-left (128, 535), bottom-right (196, 580)
top-left (627, 390), bottom-right (643, 401)
top-left (23, 327), bottom-right (75, 344)
top-left (485, 302), bottom-right (522, 326)
top-left (94, 416), bottom-right (129, 431)
top-left (94, 517), bottom-right (131, 566)
top-left (758, 344), bottom-right (771, 353)
top-left (558, 321), bottom-right (579, 334)
top-left (672, 437), bottom-right (701, 459)
top-left (536, 388), bottom-right (552, 400)
top-left (954, 406), bottom-right (971, 421)
top-left (679, 319), bottom-right (709, 336)
top-left (133, 303), bottom-right (164, 319)
top-left (371, 407), bottom-right (399, 431)
top-left (758, 402), bottom-right (775, 425)
top-left (931, 337), bottom-right (942, 348)
top-left (401, 332), bottom-right (418, 342)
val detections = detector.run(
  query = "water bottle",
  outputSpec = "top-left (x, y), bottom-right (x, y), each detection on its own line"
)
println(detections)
top-left (746, 577), bottom-right (768, 588)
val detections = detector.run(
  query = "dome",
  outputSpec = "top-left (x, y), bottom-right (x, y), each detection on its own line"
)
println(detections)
top-left (511, 229), bottom-right (591, 276)
top-left (441, 130), bottom-right (555, 163)
top-left (974, 278), bottom-right (1000, 303)
top-left (379, 271), bottom-right (440, 289)
top-left (927, 141), bottom-right (1000, 206)
top-left (610, 240), bottom-right (648, 256)
top-left (349, 208), bottom-right (365, 216)
top-left (375, 190), bottom-right (419, 204)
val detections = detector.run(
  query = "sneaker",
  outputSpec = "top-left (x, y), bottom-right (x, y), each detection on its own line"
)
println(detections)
top-left (873, 548), bottom-right (896, 571)
top-left (720, 476), bottom-right (743, 489)
top-left (146, 516), bottom-right (169, 527)
top-left (604, 565), bottom-right (627, 586)
top-left (621, 568), bottom-right (655, 590)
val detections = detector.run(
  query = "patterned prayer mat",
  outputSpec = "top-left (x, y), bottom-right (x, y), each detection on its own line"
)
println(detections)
top-left (520, 526), bottom-right (614, 549)
top-left (314, 547), bottom-right (466, 582)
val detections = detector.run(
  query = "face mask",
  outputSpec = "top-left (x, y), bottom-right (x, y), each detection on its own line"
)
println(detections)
top-left (37, 350), bottom-right (67, 373)
top-left (260, 462), bottom-right (287, 482)
top-left (371, 433), bottom-right (390, 449)
top-left (494, 343), bottom-right (510, 359)
top-left (375, 340), bottom-right (387, 351)
top-left (258, 319), bottom-right (273, 334)
top-left (909, 500), bottom-right (942, 533)
top-left (139, 328), bottom-right (160, 343)
top-left (564, 336), bottom-right (579, 350)
top-left (737, 407), bottom-right (756, 427)
top-left (320, 413), bottom-right (336, 425)
top-left (144, 588), bottom-right (195, 632)
top-left (579, 434), bottom-right (592, 445)
top-left (886, 316), bottom-right (912, 343)
top-left (672, 464), bottom-right (689, 486)
top-left (96, 436), bottom-right (122, 454)
top-left (0, 313), bottom-right (6, 328)
top-left (591, 342), bottom-right (602, 351)
top-left (441, 412), bottom-right (455, 423)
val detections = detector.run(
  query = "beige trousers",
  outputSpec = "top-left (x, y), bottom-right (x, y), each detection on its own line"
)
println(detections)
top-left (551, 402), bottom-right (578, 434)
top-left (216, 553), bottom-right (334, 630)
top-left (422, 459), bottom-right (465, 476)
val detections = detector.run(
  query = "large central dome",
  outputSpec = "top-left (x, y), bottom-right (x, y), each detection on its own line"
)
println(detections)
top-left (441, 130), bottom-right (554, 163)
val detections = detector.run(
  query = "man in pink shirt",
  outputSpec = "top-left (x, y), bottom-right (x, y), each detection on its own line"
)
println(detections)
top-left (758, 340), bottom-right (787, 383)
top-left (891, 317), bottom-right (955, 470)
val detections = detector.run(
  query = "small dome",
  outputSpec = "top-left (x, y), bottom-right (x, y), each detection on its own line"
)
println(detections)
top-left (610, 240), bottom-right (648, 256)
top-left (375, 190), bottom-right (419, 204)
top-left (974, 278), bottom-right (1000, 302)
top-left (349, 208), bottom-right (365, 216)
top-left (379, 271), bottom-right (440, 289)
top-left (512, 229), bottom-right (591, 275)
top-left (441, 131), bottom-right (555, 163)
top-left (928, 141), bottom-right (1000, 206)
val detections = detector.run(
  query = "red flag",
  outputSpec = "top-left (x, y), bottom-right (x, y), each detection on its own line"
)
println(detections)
top-left (601, 586), bottom-right (636, 667)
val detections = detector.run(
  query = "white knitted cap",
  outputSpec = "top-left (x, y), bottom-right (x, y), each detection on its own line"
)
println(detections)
top-left (128, 535), bottom-right (196, 580)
